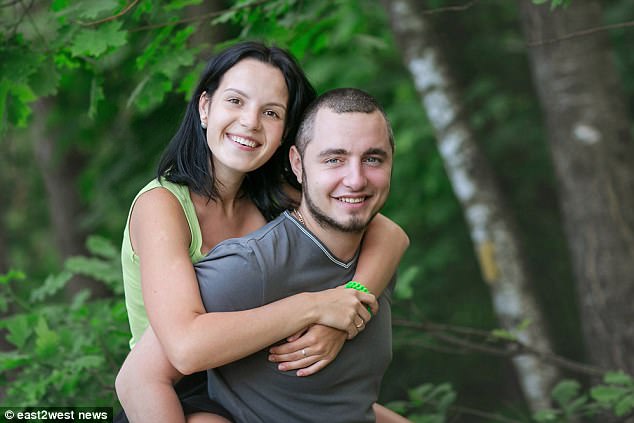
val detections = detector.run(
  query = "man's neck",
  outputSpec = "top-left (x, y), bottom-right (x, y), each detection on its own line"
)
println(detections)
top-left (295, 207), bottom-right (365, 263)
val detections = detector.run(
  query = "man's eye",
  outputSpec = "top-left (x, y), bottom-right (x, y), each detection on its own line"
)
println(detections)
top-left (365, 157), bottom-right (382, 164)
top-left (325, 158), bottom-right (341, 164)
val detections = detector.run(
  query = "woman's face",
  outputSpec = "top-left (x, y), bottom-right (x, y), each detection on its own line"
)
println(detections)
top-left (199, 58), bottom-right (289, 178)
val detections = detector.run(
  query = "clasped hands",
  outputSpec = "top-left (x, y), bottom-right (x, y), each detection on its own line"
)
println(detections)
top-left (268, 283), bottom-right (378, 376)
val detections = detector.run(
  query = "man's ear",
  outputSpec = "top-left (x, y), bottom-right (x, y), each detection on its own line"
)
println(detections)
top-left (289, 145), bottom-right (303, 185)
top-left (198, 91), bottom-right (210, 124)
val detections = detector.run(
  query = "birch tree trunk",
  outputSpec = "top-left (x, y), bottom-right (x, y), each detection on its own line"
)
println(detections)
top-left (382, 0), bottom-right (560, 411)
top-left (517, 0), bottom-right (634, 375)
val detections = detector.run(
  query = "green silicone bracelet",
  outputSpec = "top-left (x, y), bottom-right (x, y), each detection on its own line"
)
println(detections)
top-left (345, 281), bottom-right (372, 315)
top-left (345, 281), bottom-right (369, 293)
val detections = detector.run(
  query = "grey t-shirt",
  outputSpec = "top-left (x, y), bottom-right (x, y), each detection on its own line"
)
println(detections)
top-left (195, 211), bottom-right (395, 423)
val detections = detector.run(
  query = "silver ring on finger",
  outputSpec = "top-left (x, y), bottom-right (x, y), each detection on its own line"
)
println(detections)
top-left (355, 320), bottom-right (364, 329)
top-left (302, 348), bottom-right (307, 357)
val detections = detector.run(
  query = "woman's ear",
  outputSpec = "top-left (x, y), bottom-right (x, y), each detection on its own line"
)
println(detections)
top-left (289, 146), bottom-right (303, 185)
top-left (198, 91), bottom-right (210, 127)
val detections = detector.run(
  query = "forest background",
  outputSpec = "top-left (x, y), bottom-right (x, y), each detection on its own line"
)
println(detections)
top-left (1, 0), bottom-right (633, 422)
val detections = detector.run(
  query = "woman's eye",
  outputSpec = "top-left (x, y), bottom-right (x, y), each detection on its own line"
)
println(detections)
top-left (264, 110), bottom-right (281, 119)
top-left (227, 98), bottom-right (241, 105)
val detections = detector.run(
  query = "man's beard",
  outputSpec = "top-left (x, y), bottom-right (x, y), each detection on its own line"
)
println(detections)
top-left (302, 170), bottom-right (373, 233)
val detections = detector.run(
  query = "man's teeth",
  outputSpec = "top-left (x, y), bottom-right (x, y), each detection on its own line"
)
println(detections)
top-left (230, 135), bottom-right (257, 148)
top-left (339, 197), bottom-right (364, 204)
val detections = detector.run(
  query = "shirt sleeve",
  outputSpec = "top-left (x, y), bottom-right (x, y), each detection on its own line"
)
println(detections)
top-left (194, 242), bottom-right (265, 313)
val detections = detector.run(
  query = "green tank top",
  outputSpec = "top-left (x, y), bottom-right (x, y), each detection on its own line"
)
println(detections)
top-left (121, 179), bottom-right (205, 348)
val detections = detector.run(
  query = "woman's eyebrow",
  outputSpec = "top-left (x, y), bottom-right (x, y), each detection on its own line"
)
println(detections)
top-left (224, 88), bottom-right (286, 109)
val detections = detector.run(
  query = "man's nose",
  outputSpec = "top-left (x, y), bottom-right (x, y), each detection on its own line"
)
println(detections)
top-left (343, 162), bottom-right (367, 190)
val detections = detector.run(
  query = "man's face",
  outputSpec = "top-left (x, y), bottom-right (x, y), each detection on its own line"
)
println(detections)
top-left (291, 108), bottom-right (393, 233)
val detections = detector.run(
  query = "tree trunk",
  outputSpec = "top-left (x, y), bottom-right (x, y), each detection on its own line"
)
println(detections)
top-left (187, 0), bottom-right (232, 55)
top-left (517, 0), bottom-right (634, 376)
top-left (31, 99), bottom-right (110, 299)
top-left (382, 0), bottom-right (560, 411)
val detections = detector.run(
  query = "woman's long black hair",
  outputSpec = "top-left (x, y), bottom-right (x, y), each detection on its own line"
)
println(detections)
top-left (157, 41), bottom-right (316, 221)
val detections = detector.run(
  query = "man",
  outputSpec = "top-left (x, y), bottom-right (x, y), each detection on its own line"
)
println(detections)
top-left (195, 87), bottom-right (397, 422)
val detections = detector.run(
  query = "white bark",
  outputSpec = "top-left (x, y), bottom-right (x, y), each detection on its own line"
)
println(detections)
top-left (382, 0), bottom-right (560, 411)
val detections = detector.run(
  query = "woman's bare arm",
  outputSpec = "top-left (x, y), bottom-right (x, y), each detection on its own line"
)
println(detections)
top-left (131, 188), bottom-right (376, 375)
top-left (354, 213), bottom-right (409, 295)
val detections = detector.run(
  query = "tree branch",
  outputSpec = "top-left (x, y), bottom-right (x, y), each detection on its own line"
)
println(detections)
top-left (393, 318), bottom-right (610, 377)
top-left (421, 0), bottom-right (479, 15)
top-left (129, 0), bottom-right (272, 32)
top-left (77, 0), bottom-right (140, 26)
top-left (527, 20), bottom-right (634, 46)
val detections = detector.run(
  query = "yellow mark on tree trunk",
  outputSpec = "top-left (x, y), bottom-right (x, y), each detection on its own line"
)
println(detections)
top-left (477, 240), bottom-right (499, 284)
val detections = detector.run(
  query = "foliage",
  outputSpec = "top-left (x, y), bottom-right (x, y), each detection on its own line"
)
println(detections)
top-left (384, 373), bottom-right (634, 422)
top-left (531, 0), bottom-right (572, 10)
top-left (0, 237), bottom-right (129, 407)
top-left (386, 383), bottom-right (456, 423)
top-left (533, 372), bottom-right (634, 422)
top-left (2, 0), bottom-right (634, 420)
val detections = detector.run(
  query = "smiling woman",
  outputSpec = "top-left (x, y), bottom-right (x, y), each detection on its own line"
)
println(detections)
top-left (199, 59), bottom-right (288, 178)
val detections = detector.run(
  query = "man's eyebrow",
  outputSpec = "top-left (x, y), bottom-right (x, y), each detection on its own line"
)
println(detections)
top-left (317, 148), bottom-right (389, 157)
top-left (223, 88), bottom-right (286, 109)
top-left (364, 148), bottom-right (389, 157)
top-left (318, 148), bottom-right (348, 157)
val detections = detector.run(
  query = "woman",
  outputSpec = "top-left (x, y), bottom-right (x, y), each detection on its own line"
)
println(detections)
top-left (115, 41), bottom-right (409, 422)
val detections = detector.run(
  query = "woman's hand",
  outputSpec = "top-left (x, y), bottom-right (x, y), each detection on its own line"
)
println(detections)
top-left (268, 324), bottom-right (347, 376)
top-left (310, 286), bottom-right (378, 339)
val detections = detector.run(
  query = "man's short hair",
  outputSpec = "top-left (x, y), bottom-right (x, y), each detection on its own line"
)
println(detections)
top-left (294, 88), bottom-right (395, 156)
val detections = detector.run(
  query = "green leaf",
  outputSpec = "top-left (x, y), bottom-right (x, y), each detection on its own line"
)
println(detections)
top-left (6, 82), bottom-right (36, 127)
top-left (614, 393), bottom-right (634, 416)
top-left (533, 409), bottom-right (559, 422)
top-left (70, 21), bottom-right (127, 57)
top-left (35, 317), bottom-right (60, 357)
top-left (164, 0), bottom-right (203, 11)
top-left (0, 269), bottom-right (26, 284)
top-left (516, 318), bottom-right (532, 332)
top-left (591, 386), bottom-right (627, 405)
top-left (71, 355), bottom-right (105, 371)
top-left (88, 75), bottom-right (104, 119)
top-left (604, 371), bottom-right (633, 386)
top-left (28, 58), bottom-right (61, 97)
top-left (491, 328), bottom-right (517, 341)
top-left (86, 235), bottom-right (119, 259)
top-left (65, 256), bottom-right (121, 285)
top-left (551, 379), bottom-right (581, 406)
top-left (30, 270), bottom-right (73, 302)
top-left (157, 47), bottom-right (195, 80)
top-left (51, 0), bottom-right (71, 12)
top-left (0, 351), bottom-right (30, 371)
top-left (177, 67), bottom-right (201, 98)
top-left (129, 73), bottom-right (173, 113)
top-left (76, 0), bottom-right (119, 19)
top-left (395, 265), bottom-right (419, 300)
top-left (3, 314), bottom-right (33, 349)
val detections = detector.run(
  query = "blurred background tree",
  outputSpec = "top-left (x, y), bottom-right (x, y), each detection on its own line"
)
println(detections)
top-left (1, 0), bottom-right (633, 421)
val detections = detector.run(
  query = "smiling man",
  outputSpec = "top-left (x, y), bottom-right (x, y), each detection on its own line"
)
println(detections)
top-left (194, 88), bottom-right (399, 422)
